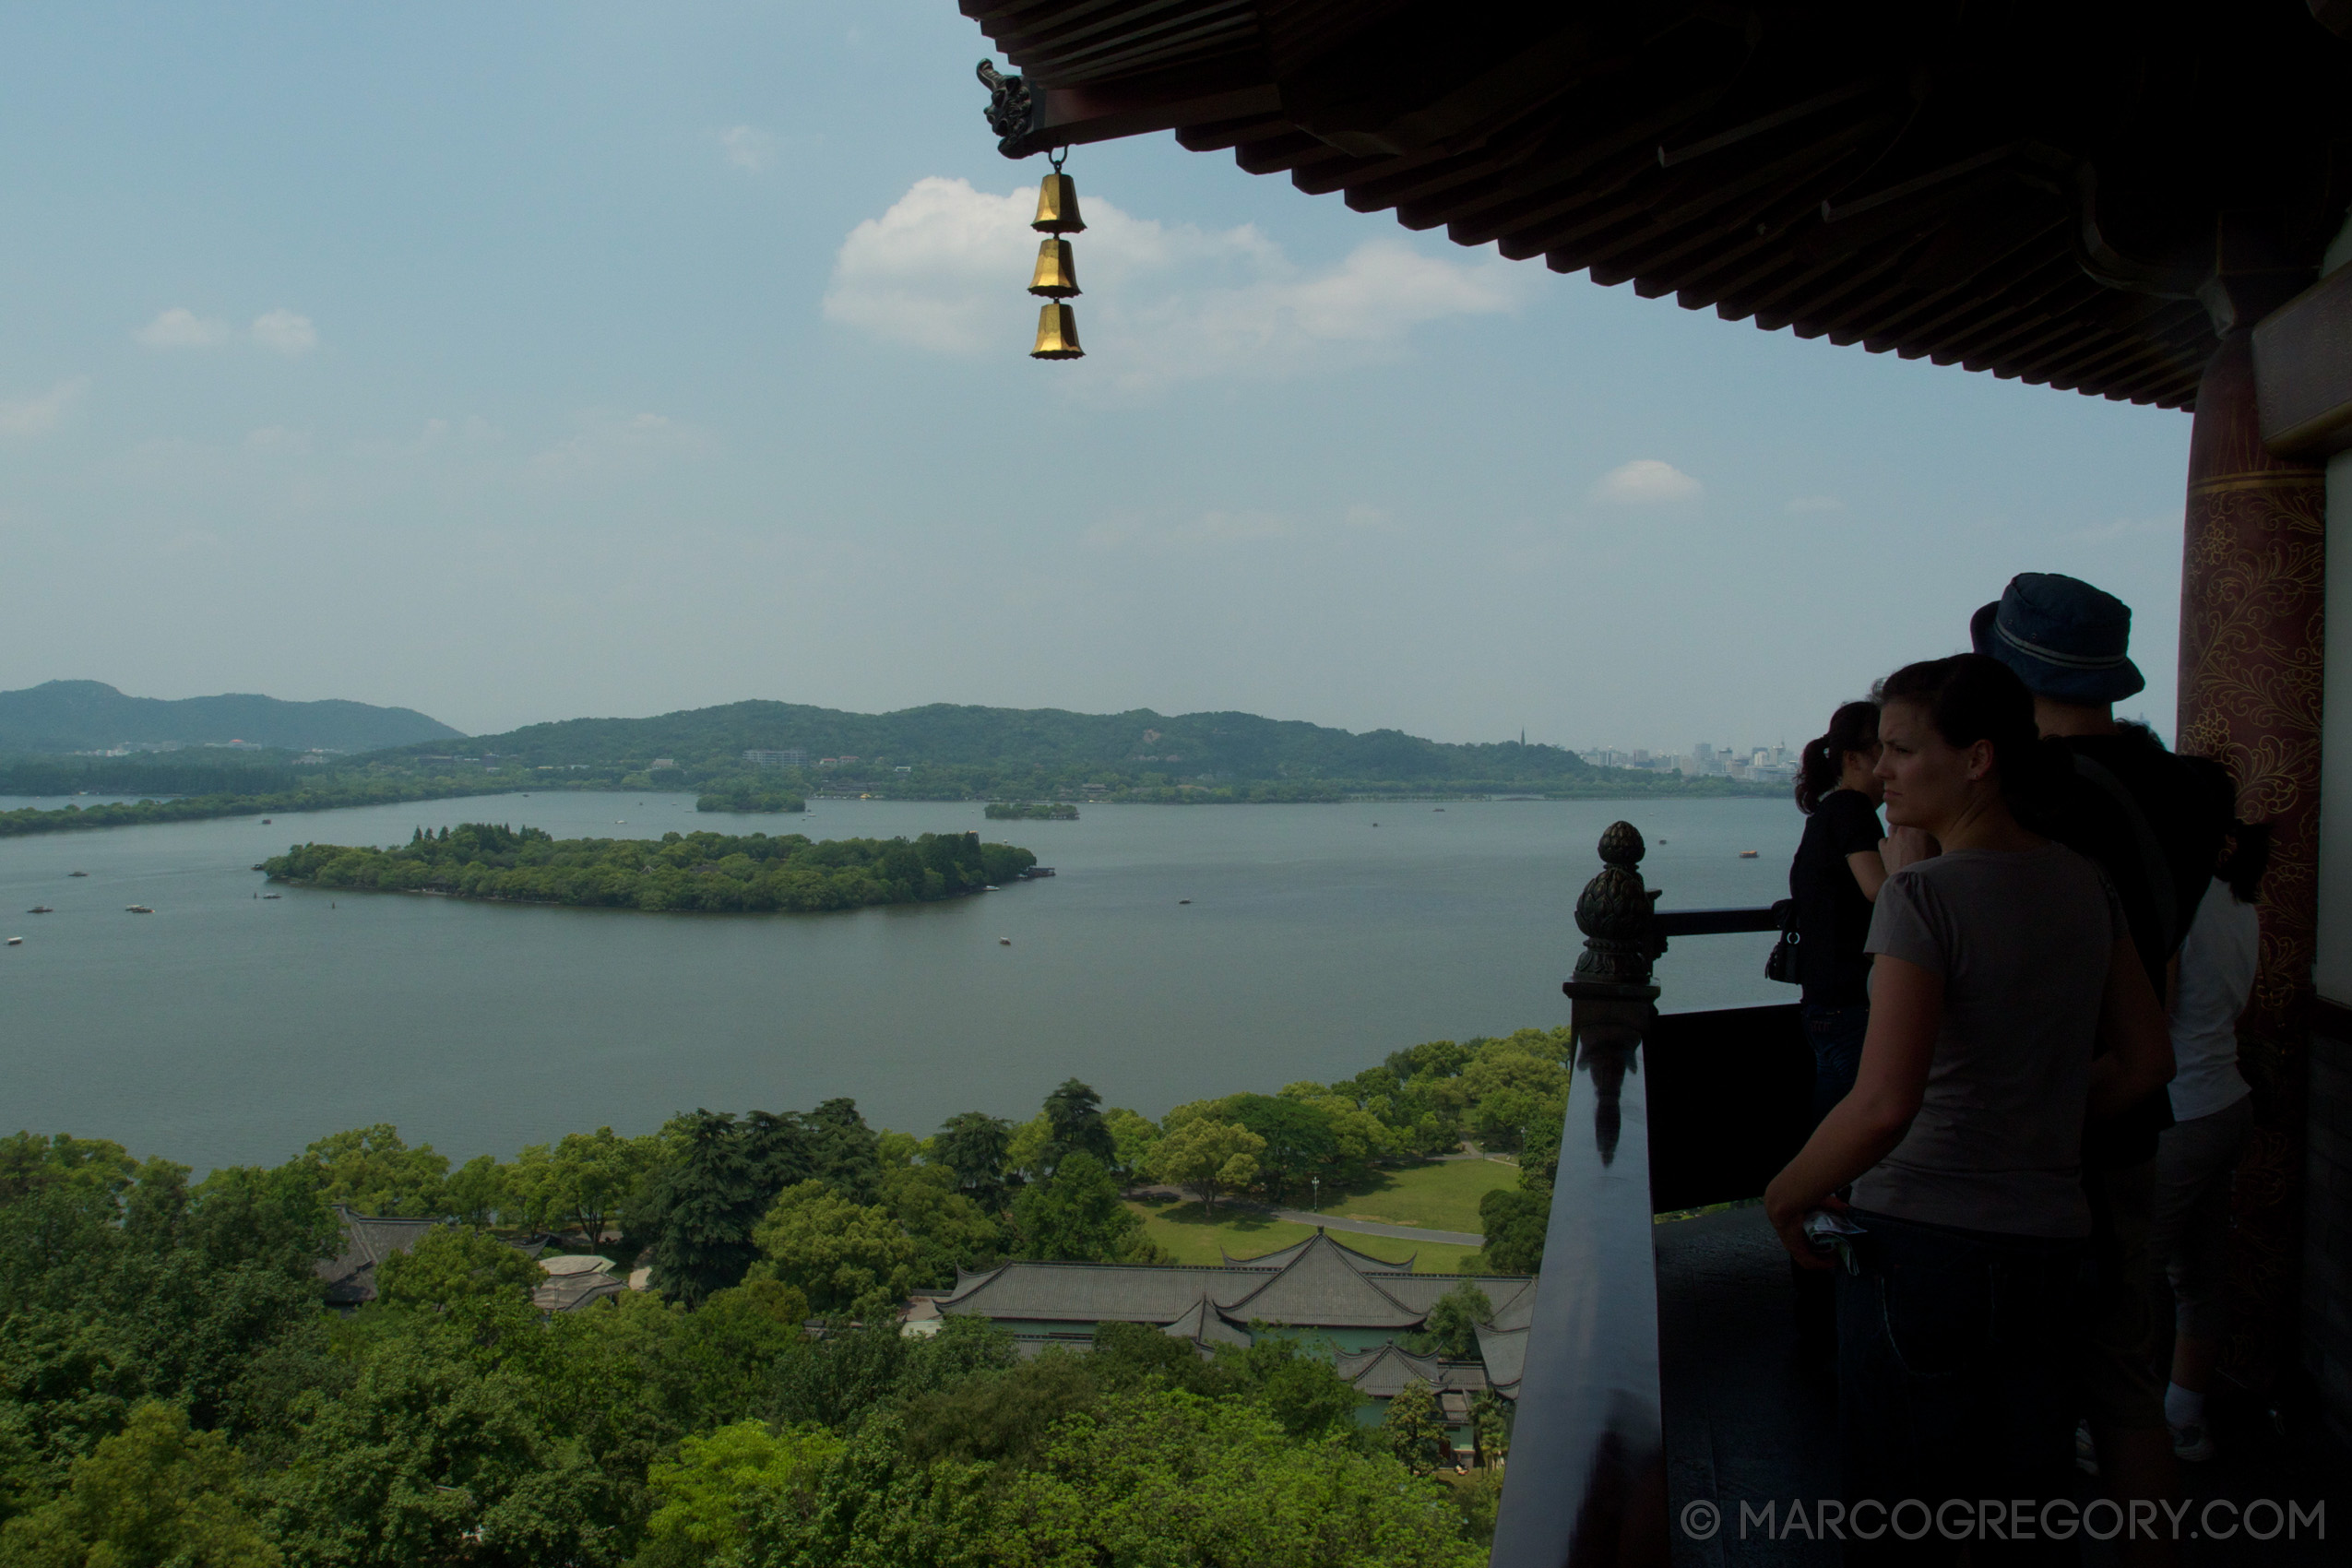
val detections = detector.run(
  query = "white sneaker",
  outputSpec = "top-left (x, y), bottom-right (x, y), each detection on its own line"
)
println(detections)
top-left (2171, 1420), bottom-right (2215, 1463)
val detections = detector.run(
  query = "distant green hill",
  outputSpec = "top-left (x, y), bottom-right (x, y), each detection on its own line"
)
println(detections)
top-left (0, 681), bottom-right (461, 755)
top-left (376, 701), bottom-right (1606, 785)
top-left (365, 700), bottom-right (1764, 801)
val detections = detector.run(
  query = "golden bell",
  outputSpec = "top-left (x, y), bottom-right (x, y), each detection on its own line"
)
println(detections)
top-left (1028, 238), bottom-right (1080, 299)
top-left (1030, 302), bottom-right (1083, 359)
top-left (1032, 172), bottom-right (1085, 234)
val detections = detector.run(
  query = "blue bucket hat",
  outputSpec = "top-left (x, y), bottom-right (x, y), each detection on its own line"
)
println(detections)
top-left (1970, 573), bottom-right (2145, 704)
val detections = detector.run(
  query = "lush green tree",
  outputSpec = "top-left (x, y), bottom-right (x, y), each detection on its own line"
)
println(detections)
top-left (1040, 1079), bottom-right (1114, 1168)
top-left (0, 1402), bottom-right (275, 1568)
top-left (0, 1134), bottom-right (134, 1206)
top-left (1007, 1152), bottom-right (1152, 1265)
top-left (1100, 1108), bottom-right (1159, 1182)
top-left (766, 1319), bottom-right (1016, 1437)
top-left (749, 1183), bottom-right (914, 1319)
top-left (1458, 1041), bottom-right (1569, 1154)
top-left (0, 1146), bottom-right (333, 1497)
top-left (1224, 1094), bottom-right (1336, 1201)
top-left (636, 1420), bottom-right (838, 1568)
top-left (625, 1112), bottom-right (763, 1308)
top-left (291, 1126), bottom-right (449, 1218)
top-left (1470, 1390), bottom-right (1512, 1466)
top-left (1474, 1188), bottom-right (1550, 1276)
top-left (442, 1156), bottom-right (507, 1229)
top-left (899, 1350), bottom-right (1099, 1467)
top-left (998, 1391), bottom-right (1479, 1567)
top-left (1002, 1114), bottom-right (1054, 1184)
top-left (1380, 1380), bottom-right (1451, 1477)
top-left (671, 1281), bottom-right (808, 1425)
top-left (261, 1337), bottom-right (626, 1568)
top-left (1409, 1283), bottom-right (1493, 1360)
top-left (739, 1112), bottom-right (814, 1204)
top-left (928, 1113), bottom-right (1011, 1204)
top-left (374, 1227), bottom-right (539, 1314)
top-left (879, 1166), bottom-right (1003, 1289)
top-left (799, 1101), bottom-right (883, 1206)
top-left (1146, 1117), bottom-right (1264, 1212)
top-left (508, 1129), bottom-right (659, 1241)
top-left (1215, 1337), bottom-right (1366, 1441)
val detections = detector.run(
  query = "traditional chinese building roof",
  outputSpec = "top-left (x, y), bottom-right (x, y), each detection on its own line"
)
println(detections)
top-left (315, 1206), bottom-right (444, 1307)
top-left (963, 1), bottom-right (2352, 410)
top-left (940, 1229), bottom-right (1531, 1338)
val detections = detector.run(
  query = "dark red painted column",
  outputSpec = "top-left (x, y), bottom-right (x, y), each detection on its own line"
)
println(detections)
top-left (2178, 331), bottom-right (2328, 1391)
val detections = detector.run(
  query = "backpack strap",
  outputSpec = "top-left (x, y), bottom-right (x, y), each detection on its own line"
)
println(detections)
top-left (2073, 752), bottom-right (2180, 960)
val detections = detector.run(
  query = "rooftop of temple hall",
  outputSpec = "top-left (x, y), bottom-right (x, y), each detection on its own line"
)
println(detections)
top-left (909, 1229), bottom-right (1534, 1445)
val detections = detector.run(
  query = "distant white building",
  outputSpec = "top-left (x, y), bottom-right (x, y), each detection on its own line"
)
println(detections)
top-left (742, 750), bottom-right (808, 769)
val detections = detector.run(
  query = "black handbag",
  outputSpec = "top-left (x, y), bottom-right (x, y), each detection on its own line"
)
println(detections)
top-left (1764, 897), bottom-right (1801, 984)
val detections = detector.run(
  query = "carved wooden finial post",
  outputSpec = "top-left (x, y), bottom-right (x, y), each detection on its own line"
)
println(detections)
top-left (1564, 821), bottom-right (1662, 1000)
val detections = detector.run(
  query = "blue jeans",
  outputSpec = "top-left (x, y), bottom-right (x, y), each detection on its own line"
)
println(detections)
top-left (1837, 1211), bottom-right (2083, 1563)
top-left (1802, 1001), bottom-right (1870, 1126)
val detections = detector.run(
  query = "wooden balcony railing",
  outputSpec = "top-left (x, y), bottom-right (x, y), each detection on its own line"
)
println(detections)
top-left (1489, 824), bottom-right (1804, 1568)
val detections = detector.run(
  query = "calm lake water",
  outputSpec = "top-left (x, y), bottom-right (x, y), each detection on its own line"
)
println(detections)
top-left (0, 792), bottom-right (1800, 1171)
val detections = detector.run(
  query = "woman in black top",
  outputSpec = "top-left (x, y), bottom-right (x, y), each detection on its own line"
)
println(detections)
top-left (1789, 700), bottom-right (1889, 1122)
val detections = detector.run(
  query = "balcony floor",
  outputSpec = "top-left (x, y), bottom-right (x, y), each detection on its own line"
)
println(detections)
top-left (1657, 1205), bottom-right (2349, 1566)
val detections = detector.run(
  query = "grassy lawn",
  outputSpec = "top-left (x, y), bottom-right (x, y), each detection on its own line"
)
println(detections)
top-left (1125, 1195), bottom-right (1485, 1275)
top-left (1301, 1158), bottom-right (1518, 1235)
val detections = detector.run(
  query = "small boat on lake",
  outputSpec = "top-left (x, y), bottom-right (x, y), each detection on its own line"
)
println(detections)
top-left (998, 937), bottom-right (1012, 945)
top-left (125, 905), bottom-right (153, 914)
top-left (68, 871), bottom-right (88, 877)
top-left (28, 906), bottom-right (52, 914)
top-left (1739, 849), bottom-right (1759, 859)
top-left (6, 937), bottom-right (19, 946)
top-left (263, 894), bottom-right (281, 900)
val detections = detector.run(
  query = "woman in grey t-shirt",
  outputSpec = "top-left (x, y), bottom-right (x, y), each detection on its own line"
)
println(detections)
top-left (1763, 654), bottom-right (2172, 1548)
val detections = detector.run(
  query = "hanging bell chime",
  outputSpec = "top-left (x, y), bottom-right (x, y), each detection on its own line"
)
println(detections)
top-left (1032, 172), bottom-right (1085, 235)
top-left (1031, 302), bottom-right (1083, 359)
top-left (1028, 160), bottom-right (1086, 359)
top-left (1028, 237), bottom-right (1078, 299)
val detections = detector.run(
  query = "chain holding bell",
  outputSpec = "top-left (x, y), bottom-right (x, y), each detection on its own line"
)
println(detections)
top-left (1031, 302), bottom-right (1083, 360)
top-left (1028, 238), bottom-right (1079, 299)
top-left (1033, 172), bottom-right (1085, 234)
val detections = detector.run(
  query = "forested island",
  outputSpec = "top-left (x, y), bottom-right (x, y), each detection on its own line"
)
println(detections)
top-left (260, 825), bottom-right (1038, 913)
top-left (983, 801), bottom-right (1078, 820)
top-left (694, 778), bottom-right (807, 814)
top-left (0, 1023), bottom-right (1564, 1562)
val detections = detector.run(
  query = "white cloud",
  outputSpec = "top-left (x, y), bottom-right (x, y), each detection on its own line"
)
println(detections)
top-left (0, 376), bottom-right (90, 437)
top-left (719, 125), bottom-right (777, 172)
top-left (823, 175), bottom-right (1526, 385)
top-left (136, 308), bottom-right (230, 349)
top-left (251, 309), bottom-right (317, 356)
top-left (1592, 459), bottom-right (1703, 505)
top-left (529, 410), bottom-right (718, 483)
top-left (1785, 493), bottom-right (1845, 514)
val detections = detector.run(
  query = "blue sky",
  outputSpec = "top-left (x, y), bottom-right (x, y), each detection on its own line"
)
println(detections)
top-left (0, 1), bottom-right (2192, 751)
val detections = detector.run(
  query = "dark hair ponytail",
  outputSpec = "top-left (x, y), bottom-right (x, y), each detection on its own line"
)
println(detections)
top-left (1795, 699), bottom-right (1882, 815)
top-left (1875, 654), bottom-right (2061, 826)
top-left (2219, 820), bottom-right (2272, 904)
